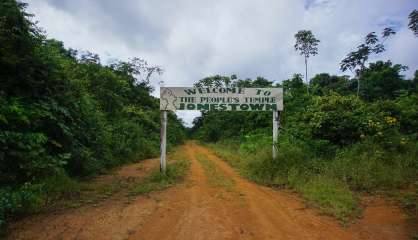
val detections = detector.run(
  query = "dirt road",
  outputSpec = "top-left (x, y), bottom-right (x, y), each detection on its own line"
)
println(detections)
top-left (6, 141), bottom-right (415, 240)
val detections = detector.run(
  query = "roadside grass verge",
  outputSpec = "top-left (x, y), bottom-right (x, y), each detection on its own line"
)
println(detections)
top-left (206, 136), bottom-right (417, 223)
top-left (297, 176), bottom-right (358, 223)
top-left (1, 147), bottom-right (190, 233)
top-left (130, 154), bottom-right (190, 196)
top-left (208, 143), bottom-right (360, 224)
top-left (56, 147), bottom-right (190, 202)
top-left (401, 190), bottom-right (418, 216)
top-left (209, 142), bottom-right (359, 222)
top-left (196, 153), bottom-right (235, 191)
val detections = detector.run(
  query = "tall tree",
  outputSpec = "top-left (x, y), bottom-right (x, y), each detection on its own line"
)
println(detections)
top-left (294, 30), bottom-right (320, 94)
top-left (340, 28), bottom-right (395, 96)
top-left (310, 73), bottom-right (350, 95)
top-left (409, 9), bottom-right (418, 37)
top-left (359, 61), bottom-right (408, 101)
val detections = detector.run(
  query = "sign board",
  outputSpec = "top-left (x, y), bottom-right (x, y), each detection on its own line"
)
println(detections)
top-left (160, 87), bottom-right (283, 111)
top-left (158, 86), bottom-right (283, 174)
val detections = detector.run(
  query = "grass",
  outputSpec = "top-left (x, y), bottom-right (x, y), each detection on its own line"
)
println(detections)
top-left (42, 172), bottom-right (83, 204)
top-left (130, 158), bottom-right (190, 196)
top-left (49, 148), bottom-right (192, 204)
top-left (96, 179), bottom-right (125, 197)
top-left (298, 176), bottom-right (358, 222)
top-left (207, 144), bottom-right (242, 169)
top-left (196, 153), bottom-right (235, 191)
top-left (0, 147), bottom-right (190, 235)
top-left (400, 187), bottom-right (418, 216)
top-left (207, 135), bottom-right (418, 224)
top-left (41, 171), bottom-right (134, 208)
top-left (208, 141), bottom-right (359, 223)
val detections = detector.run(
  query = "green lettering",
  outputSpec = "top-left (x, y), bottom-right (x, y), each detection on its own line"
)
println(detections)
top-left (265, 104), bottom-right (277, 111)
top-left (249, 104), bottom-right (264, 110)
top-left (186, 104), bottom-right (196, 110)
top-left (210, 104), bottom-right (218, 110)
top-left (230, 104), bottom-right (239, 111)
top-left (179, 103), bottom-right (185, 110)
top-left (197, 104), bottom-right (209, 110)
top-left (240, 104), bottom-right (249, 110)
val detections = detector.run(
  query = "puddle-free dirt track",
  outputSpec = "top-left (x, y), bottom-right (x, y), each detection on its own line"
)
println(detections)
top-left (6, 141), bottom-right (416, 240)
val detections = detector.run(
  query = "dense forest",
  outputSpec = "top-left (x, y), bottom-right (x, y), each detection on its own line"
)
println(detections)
top-left (0, 0), bottom-right (185, 228)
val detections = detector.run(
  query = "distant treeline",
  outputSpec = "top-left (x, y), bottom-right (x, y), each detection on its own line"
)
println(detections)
top-left (0, 0), bottom-right (185, 228)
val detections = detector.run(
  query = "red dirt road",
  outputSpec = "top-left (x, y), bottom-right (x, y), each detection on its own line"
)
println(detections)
top-left (6, 141), bottom-right (416, 240)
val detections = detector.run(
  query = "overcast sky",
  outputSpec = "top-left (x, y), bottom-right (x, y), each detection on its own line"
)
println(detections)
top-left (27, 0), bottom-right (418, 126)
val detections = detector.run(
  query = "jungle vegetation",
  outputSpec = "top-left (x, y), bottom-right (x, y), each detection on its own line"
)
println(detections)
top-left (0, 0), bottom-right (185, 228)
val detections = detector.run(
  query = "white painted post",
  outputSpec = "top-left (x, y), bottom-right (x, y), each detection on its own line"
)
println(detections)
top-left (160, 110), bottom-right (167, 174)
top-left (272, 111), bottom-right (280, 160)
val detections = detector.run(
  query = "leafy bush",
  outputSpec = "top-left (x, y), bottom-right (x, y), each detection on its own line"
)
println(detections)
top-left (41, 172), bottom-right (81, 205)
top-left (299, 93), bottom-right (367, 146)
top-left (0, 184), bottom-right (43, 229)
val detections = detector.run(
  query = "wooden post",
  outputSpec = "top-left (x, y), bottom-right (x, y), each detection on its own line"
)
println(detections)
top-left (160, 110), bottom-right (167, 174)
top-left (272, 111), bottom-right (280, 160)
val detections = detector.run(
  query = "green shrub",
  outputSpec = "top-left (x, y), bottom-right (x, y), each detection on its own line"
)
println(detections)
top-left (41, 172), bottom-right (81, 205)
top-left (0, 184), bottom-right (44, 229)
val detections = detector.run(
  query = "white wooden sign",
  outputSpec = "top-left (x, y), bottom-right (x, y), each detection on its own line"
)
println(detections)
top-left (160, 87), bottom-right (283, 111)
top-left (159, 86), bottom-right (283, 174)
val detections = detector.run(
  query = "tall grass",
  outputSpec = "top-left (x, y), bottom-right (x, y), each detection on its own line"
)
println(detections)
top-left (130, 158), bottom-right (190, 196)
top-left (208, 133), bottom-right (418, 222)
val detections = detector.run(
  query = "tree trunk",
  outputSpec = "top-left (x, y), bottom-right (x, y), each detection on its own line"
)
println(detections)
top-left (357, 78), bottom-right (360, 97)
top-left (305, 56), bottom-right (309, 95)
top-left (357, 64), bottom-right (365, 97)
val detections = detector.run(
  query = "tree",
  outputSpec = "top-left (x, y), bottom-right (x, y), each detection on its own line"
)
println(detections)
top-left (310, 73), bottom-right (350, 95)
top-left (359, 61), bottom-right (408, 101)
top-left (301, 94), bottom-right (366, 146)
top-left (408, 9), bottom-right (418, 37)
top-left (191, 75), bottom-right (273, 141)
top-left (340, 28), bottom-right (395, 96)
top-left (194, 75), bottom-right (233, 88)
top-left (294, 30), bottom-right (320, 94)
top-left (237, 76), bottom-right (273, 88)
top-left (282, 74), bottom-right (305, 96)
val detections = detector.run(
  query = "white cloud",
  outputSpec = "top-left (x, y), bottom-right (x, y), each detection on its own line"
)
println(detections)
top-left (26, 0), bottom-right (418, 125)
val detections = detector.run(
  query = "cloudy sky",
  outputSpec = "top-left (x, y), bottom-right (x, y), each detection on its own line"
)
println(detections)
top-left (27, 0), bottom-right (417, 126)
